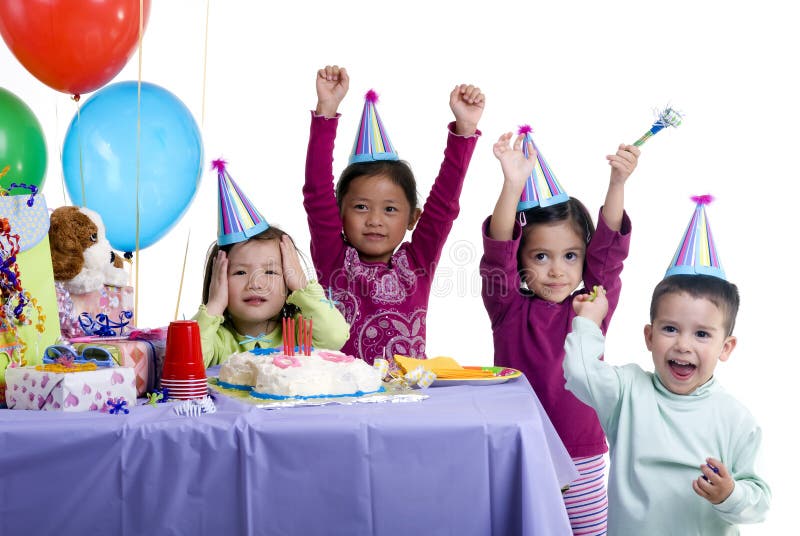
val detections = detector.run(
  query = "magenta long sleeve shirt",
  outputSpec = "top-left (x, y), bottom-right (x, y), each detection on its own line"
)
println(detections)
top-left (304, 113), bottom-right (479, 366)
top-left (480, 212), bottom-right (631, 457)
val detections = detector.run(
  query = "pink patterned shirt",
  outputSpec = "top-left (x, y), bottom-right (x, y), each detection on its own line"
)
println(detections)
top-left (303, 113), bottom-right (479, 367)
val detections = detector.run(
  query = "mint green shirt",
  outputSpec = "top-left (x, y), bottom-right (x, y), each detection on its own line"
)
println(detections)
top-left (564, 317), bottom-right (770, 535)
top-left (193, 281), bottom-right (350, 367)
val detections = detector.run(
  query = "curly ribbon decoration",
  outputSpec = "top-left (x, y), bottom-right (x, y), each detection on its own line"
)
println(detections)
top-left (1, 196), bottom-right (47, 362)
top-left (78, 311), bottom-right (133, 337)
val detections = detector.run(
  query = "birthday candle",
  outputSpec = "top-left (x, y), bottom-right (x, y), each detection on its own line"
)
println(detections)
top-left (308, 318), bottom-right (313, 355)
top-left (290, 318), bottom-right (296, 356)
top-left (297, 314), bottom-right (304, 354)
top-left (282, 317), bottom-right (287, 354)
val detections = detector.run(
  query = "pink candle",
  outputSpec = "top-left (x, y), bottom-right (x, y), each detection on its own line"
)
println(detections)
top-left (282, 317), bottom-right (287, 354)
top-left (298, 314), bottom-right (304, 354)
top-left (308, 318), bottom-right (313, 355)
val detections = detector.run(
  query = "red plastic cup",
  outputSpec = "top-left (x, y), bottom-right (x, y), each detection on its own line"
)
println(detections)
top-left (161, 320), bottom-right (206, 385)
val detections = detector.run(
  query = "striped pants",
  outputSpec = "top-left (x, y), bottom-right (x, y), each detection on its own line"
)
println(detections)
top-left (563, 454), bottom-right (608, 535)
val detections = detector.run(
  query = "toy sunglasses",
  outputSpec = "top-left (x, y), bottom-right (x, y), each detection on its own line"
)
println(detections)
top-left (43, 344), bottom-right (117, 368)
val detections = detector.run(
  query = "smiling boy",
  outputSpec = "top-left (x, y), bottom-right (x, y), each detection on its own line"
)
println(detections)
top-left (563, 277), bottom-right (770, 534)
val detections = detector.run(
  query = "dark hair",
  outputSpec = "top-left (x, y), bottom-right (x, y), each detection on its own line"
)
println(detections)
top-left (517, 197), bottom-right (595, 276)
top-left (336, 160), bottom-right (419, 216)
top-left (201, 225), bottom-right (299, 306)
top-left (650, 274), bottom-right (740, 336)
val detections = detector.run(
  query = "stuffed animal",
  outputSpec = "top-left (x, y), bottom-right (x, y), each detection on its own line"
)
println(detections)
top-left (49, 206), bottom-right (129, 294)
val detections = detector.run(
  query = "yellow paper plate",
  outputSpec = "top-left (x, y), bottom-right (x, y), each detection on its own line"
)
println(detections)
top-left (430, 366), bottom-right (522, 386)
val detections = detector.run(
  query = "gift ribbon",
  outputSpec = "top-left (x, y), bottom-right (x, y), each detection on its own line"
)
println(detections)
top-left (79, 311), bottom-right (133, 337)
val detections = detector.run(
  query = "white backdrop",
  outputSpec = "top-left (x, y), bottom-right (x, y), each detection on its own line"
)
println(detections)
top-left (2, 1), bottom-right (796, 532)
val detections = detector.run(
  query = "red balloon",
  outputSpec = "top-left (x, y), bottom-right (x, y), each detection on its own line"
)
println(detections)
top-left (0, 0), bottom-right (152, 96)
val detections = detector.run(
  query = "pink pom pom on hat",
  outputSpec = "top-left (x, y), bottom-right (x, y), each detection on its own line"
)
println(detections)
top-left (665, 194), bottom-right (726, 280)
top-left (349, 89), bottom-right (398, 164)
top-left (212, 158), bottom-right (269, 246)
top-left (516, 125), bottom-right (569, 211)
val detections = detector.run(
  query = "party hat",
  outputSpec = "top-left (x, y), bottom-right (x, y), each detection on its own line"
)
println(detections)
top-left (212, 159), bottom-right (269, 246)
top-left (349, 90), bottom-right (398, 164)
top-left (665, 195), bottom-right (725, 279)
top-left (517, 125), bottom-right (569, 211)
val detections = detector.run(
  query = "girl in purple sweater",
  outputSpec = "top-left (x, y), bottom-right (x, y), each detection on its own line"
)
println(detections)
top-left (304, 65), bottom-right (483, 368)
top-left (480, 131), bottom-right (639, 535)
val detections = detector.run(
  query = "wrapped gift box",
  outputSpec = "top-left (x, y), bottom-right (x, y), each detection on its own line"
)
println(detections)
top-left (55, 282), bottom-right (134, 339)
top-left (5, 365), bottom-right (136, 412)
top-left (72, 334), bottom-right (166, 396)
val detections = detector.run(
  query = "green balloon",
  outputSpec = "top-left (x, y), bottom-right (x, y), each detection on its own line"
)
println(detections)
top-left (0, 87), bottom-right (47, 191)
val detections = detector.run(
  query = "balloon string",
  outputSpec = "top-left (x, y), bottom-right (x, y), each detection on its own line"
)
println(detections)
top-left (76, 100), bottom-right (86, 207)
top-left (55, 96), bottom-right (67, 206)
top-left (174, 230), bottom-right (191, 321)
top-left (201, 0), bottom-right (210, 127)
top-left (134, 0), bottom-right (145, 327)
top-left (172, 0), bottom-right (211, 321)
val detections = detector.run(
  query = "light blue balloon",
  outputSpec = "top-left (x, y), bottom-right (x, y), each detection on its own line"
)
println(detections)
top-left (62, 81), bottom-right (203, 251)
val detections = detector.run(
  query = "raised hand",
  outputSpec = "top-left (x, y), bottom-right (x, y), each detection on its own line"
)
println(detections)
top-left (206, 250), bottom-right (229, 316)
top-left (607, 143), bottom-right (640, 186)
top-left (280, 234), bottom-right (308, 293)
top-left (494, 132), bottom-right (537, 188)
top-left (573, 285), bottom-right (609, 327)
top-left (315, 65), bottom-right (349, 118)
top-left (449, 83), bottom-right (485, 136)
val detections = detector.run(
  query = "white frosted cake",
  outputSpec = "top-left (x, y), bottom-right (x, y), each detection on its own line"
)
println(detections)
top-left (218, 350), bottom-right (383, 400)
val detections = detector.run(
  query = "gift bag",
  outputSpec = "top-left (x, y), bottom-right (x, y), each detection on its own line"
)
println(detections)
top-left (1, 192), bottom-right (61, 404)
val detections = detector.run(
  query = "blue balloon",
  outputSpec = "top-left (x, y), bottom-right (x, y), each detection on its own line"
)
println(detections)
top-left (62, 81), bottom-right (203, 251)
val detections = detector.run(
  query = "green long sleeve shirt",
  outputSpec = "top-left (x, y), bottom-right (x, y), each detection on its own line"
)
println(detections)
top-left (194, 281), bottom-right (350, 367)
top-left (563, 317), bottom-right (770, 535)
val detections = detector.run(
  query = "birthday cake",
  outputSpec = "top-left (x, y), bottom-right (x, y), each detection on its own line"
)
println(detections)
top-left (218, 349), bottom-right (384, 400)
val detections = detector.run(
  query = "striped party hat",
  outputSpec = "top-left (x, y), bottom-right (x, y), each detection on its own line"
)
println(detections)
top-left (349, 89), bottom-right (398, 164)
top-left (517, 125), bottom-right (569, 211)
top-left (212, 159), bottom-right (269, 246)
top-left (665, 195), bottom-right (725, 279)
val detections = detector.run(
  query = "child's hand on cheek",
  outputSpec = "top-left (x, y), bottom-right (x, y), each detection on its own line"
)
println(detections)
top-left (573, 285), bottom-right (609, 327)
top-left (493, 132), bottom-right (537, 188)
top-left (450, 83), bottom-right (484, 136)
top-left (206, 250), bottom-right (229, 317)
top-left (280, 235), bottom-right (308, 293)
top-left (692, 458), bottom-right (735, 505)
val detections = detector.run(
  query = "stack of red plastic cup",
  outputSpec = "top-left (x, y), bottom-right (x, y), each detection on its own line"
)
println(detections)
top-left (160, 320), bottom-right (207, 399)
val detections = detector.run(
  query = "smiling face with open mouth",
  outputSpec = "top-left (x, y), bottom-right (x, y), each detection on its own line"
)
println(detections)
top-left (645, 291), bottom-right (737, 395)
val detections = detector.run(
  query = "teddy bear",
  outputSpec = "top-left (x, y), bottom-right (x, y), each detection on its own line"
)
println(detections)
top-left (49, 206), bottom-right (129, 294)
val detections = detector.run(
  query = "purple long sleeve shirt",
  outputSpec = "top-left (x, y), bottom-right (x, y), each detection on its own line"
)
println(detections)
top-left (304, 113), bottom-right (479, 366)
top-left (480, 212), bottom-right (631, 457)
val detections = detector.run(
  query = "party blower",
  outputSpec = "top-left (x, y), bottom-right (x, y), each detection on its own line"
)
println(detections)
top-left (633, 106), bottom-right (683, 146)
top-left (160, 320), bottom-right (208, 399)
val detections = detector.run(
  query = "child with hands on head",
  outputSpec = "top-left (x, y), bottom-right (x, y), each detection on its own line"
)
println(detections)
top-left (564, 277), bottom-right (770, 534)
top-left (194, 161), bottom-right (349, 368)
top-left (480, 130), bottom-right (640, 535)
top-left (304, 65), bottom-right (483, 367)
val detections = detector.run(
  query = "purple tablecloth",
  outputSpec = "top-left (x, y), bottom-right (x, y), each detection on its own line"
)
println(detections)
top-left (0, 375), bottom-right (577, 535)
